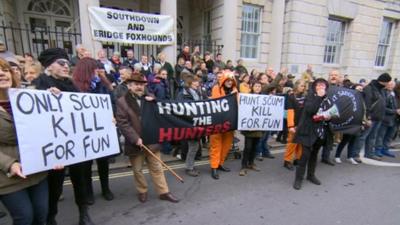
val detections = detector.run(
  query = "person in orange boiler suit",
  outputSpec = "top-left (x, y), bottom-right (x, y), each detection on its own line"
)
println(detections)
top-left (209, 71), bottom-right (238, 179)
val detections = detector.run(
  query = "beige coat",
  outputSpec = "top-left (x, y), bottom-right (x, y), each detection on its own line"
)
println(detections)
top-left (0, 108), bottom-right (47, 195)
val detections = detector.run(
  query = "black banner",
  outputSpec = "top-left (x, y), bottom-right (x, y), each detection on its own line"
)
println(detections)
top-left (319, 86), bottom-right (365, 134)
top-left (142, 94), bottom-right (238, 144)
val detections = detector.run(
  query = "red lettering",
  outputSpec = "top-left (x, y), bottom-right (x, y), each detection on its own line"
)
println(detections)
top-left (205, 125), bottom-right (214, 136)
top-left (159, 128), bottom-right (172, 142)
top-left (213, 124), bottom-right (222, 133)
top-left (173, 128), bottom-right (185, 141)
top-left (185, 127), bottom-right (198, 139)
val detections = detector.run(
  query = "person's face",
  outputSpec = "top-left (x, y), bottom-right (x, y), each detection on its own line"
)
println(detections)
top-left (112, 55), bottom-right (119, 61)
top-left (315, 82), bottom-right (327, 92)
top-left (159, 70), bottom-right (167, 79)
top-left (78, 48), bottom-right (87, 57)
top-left (224, 79), bottom-right (233, 88)
top-left (48, 59), bottom-right (70, 79)
top-left (119, 69), bottom-right (130, 81)
top-left (97, 50), bottom-right (106, 59)
top-left (185, 61), bottom-right (192, 69)
top-left (307, 64), bottom-right (312, 71)
top-left (253, 83), bottom-right (262, 94)
top-left (386, 81), bottom-right (395, 91)
top-left (191, 80), bottom-right (200, 89)
top-left (183, 46), bottom-right (190, 53)
top-left (260, 75), bottom-right (269, 84)
top-left (266, 67), bottom-right (274, 75)
top-left (227, 61), bottom-right (233, 67)
top-left (0, 66), bottom-right (13, 90)
top-left (200, 63), bottom-right (207, 70)
top-left (244, 76), bottom-right (250, 83)
top-left (205, 54), bottom-right (211, 61)
top-left (127, 81), bottom-right (146, 96)
top-left (194, 46), bottom-right (200, 53)
top-left (24, 67), bottom-right (39, 82)
top-left (141, 56), bottom-right (148, 64)
top-left (127, 51), bottom-right (134, 59)
top-left (329, 71), bottom-right (340, 84)
top-left (25, 56), bottom-right (33, 63)
top-left (297, 82), bottom-right (306, 93)
top-left (178, 58), bottom-right (185, 65)
top-left (11, 66), bottom-right (21, 77)
top-left (217, 55), bottom-right (222, 61)
top-left (159, 54), bottom-right (165, 62)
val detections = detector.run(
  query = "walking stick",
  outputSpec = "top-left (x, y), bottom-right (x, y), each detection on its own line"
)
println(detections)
top-left (140, 144), bottom-right (185, 183)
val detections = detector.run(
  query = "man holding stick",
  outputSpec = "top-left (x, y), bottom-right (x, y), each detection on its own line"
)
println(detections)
top-left (116, 72), bottom-right (179, 203)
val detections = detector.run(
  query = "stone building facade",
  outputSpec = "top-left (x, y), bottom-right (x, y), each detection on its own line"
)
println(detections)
top-left (0, 0), bottom-right (399, 80)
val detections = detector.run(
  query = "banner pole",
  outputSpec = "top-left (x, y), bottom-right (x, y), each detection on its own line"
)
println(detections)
top-left (140, 144), bottom-right (184, 183)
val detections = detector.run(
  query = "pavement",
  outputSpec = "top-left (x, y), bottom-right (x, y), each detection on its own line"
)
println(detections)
top-left (2, 138), bottom-right (400, 225)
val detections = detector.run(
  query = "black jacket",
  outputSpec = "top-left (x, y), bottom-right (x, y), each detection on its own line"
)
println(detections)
top-left (32, 73), bottom-right (77, 92)
top-left (382, 90), bottom-right (398, 127)
top-left (363, 80), bottom-right (386, 121)
top-left (294, 79), bottom-right (332, 147)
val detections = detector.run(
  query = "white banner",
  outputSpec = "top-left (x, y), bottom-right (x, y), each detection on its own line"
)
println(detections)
top-left (88, 6), bottom-right (174, 45)
top-left (238, 93), bottom-right (285, 131)
top-left (9, 89), bottom-right (120, 175)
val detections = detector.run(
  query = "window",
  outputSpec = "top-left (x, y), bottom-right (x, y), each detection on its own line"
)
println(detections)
top-left (203, 10), bottom-right (212, 53)
top-left (375, 18), bottom-right (394, 67)
top-left (323, 18), bottom-right (346, 64)
top-left (240, 4), bottom-right (262, 59)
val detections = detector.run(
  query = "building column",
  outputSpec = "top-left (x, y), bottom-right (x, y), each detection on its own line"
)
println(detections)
top-left (160, 0), bottom-right (177, 64)
top-left (269, 0), bottom-right (285, 71)
top-left (78, 0), bottom-right (102, 56)
top-left (222, 0), bottom-right (239, 61)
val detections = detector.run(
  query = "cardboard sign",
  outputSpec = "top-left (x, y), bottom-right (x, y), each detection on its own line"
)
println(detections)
top-left (8, 89), bottom-right (120, 175)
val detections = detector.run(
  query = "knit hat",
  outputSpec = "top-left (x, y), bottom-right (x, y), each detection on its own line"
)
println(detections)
top-left (377, 73), bottom-right (391, 83)
top-left (38, 48), bottom-right (69, 68)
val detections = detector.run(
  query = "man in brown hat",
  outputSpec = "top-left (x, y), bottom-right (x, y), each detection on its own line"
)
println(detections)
top-left (116, 72), bottom-right (179, 203)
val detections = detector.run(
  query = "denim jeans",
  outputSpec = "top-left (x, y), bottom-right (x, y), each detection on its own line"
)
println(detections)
top-left (376, 124), bottom-right (396, 150)
top-left (0, 178), bottom-right (48, 225)
top-left (364, 121), bottom-right (382, 158)
top-left (256, 131), bottom-right (271, 156)
top-left (335, 134), bottom-right (356, 158)
top-left (349, 127), bottom-right (371, 158)
top-left (185, 140), bottom-right (199, 170)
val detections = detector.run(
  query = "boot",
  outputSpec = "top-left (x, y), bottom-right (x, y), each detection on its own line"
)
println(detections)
top-left (78, 205), bottom-right (95, 225)
top-left (293, 166), bottom-right (305, 190)
top-left (211, 169), bottom-right (219, 179)
top-left (306, 175), bottom-right (321, 185)
top-left (47, 215), bottom-right (57, 225)
top-left (283, 161), bottom-right (294, 171)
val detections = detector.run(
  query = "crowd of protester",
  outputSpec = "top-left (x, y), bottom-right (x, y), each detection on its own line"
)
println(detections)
top-left (0, 41), bottom-right (400, 225)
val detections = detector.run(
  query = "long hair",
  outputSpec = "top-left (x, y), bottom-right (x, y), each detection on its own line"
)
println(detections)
top-left (293, 79), bottom-right (306, 95)
top-left (72, 57), bottom-right (111, 92)
top-left (0, 57), bottom-right (19, 88)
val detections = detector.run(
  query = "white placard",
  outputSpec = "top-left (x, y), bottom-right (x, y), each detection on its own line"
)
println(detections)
top-left (238, 93), bottom-right (285, 131)
top-left (8, 89), bottom-right (120, 175)
top-left (88, 6), bottom-right (174, 45)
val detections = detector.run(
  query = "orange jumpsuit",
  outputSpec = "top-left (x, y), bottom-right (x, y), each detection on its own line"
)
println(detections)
top-left (209, 74), bottom-right (237, 169)
top-left (283, 104), bottom-right (303, 162)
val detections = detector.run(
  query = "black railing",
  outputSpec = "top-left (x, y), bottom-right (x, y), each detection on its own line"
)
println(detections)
top-left (0, 21), bottom-right (81, 58)
top-left (0, 21), bottom-right (223, 62)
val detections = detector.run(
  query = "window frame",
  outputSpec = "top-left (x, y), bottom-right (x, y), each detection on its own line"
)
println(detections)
top-left (323, 17), bottom-right (347, 65)
top-left (374, 18), bottom-right (395, 69)
top-left (240, 4), bottom-right (262, 60)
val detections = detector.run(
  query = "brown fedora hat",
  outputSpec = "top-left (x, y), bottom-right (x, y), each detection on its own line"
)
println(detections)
top-left (126, 72), bottom-right (148, 83)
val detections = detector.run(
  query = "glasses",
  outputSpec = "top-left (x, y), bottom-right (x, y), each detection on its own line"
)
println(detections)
top-left (56, 59), bottom-right (70, 67)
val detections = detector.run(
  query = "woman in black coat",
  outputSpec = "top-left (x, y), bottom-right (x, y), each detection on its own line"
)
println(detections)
top-left (293, 78), bottom-right (332, 190)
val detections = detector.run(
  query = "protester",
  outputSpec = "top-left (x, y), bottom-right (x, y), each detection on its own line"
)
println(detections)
top-left (176, 76), bottom-right (203, 177)
top-left (301, 64), bottom-right (314, 88)
top-left (8, 61), bottom-right (22, 85)
top-left (122, 49), bottom-right (139, 69)
top-left (157, 52), bottom-right (175, 96)
top-left (178, 44), bottom-right (191, 62)
top-left (72, 58), bottom-right (115, 204)
top-left (24, 52), bottom-right (34, 65)
top-left (225, 60), bottom-right (234, 71)
top-left (204, 52), bottom-right (214, 73)
top-left (190, 45), bottom-right (202, 66)
top-left (139, 55), bottom-right (152, 78)
top-left (209, 71), bottom-right (238, 179)
top-left (149, 68), bottom-right (170, 101)
top-left (283, 79), bottom-right (306, 170)
top-left (70, 44), bottom-right (88, 67)
top-left (235, 59), bottom-right (248, 75)
top-left (110, 52), bottom-right (122, 77)
top-left (214, 53), bottom-right (226, 69)
top-left (0, 57), bottom-right (49, 225)
top-left (116, 72), bottom-right (179, 203)
top-left (22, 61), bottom-right (42, 84)
top-left (239, 73), bottom-right (251, 93)
top-left (239, 81), bottom-right (263, 176)
top-left (293, 78), bottom-right (332, 190)
top-left (375, 80), bottom-right (399, 158)
top-left (363, 73), bottom-right (392, 160)
top-left (33, 48), bottom-right (95, 225)
top-left (114, 66), bottom-right (133, 100)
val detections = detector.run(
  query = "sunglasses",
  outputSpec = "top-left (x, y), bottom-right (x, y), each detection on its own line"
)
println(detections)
top-left (56, 59), bottom-right (70, 67)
